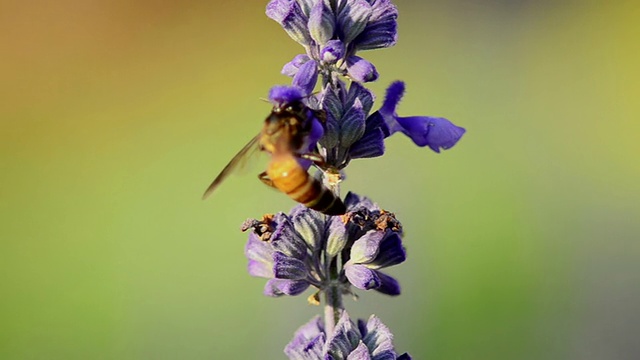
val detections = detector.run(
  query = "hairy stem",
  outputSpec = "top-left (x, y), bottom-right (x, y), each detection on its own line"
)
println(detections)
top-left (320, 170), bottom-right (344, 339)
top-left (323, 276), bottom-right (343, 338)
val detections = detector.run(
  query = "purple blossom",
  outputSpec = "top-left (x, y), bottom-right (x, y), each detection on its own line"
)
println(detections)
top-left (344, 230), bottom-right (405, 295)
top-left (316, 79), bottom-right (464, 169)
top-left (267, 0), bottom-right (313, 46)
top-left (346, 56), bottom-right (379, 83)
top-left (268, 0), bottom-right (397, 85)
top-left (242, 192), bottom-right (405, 298)
top-left (353, 0), bottom-right (399, 51)
top-left (285, 312), bottom-right (411, 359)
top-left (377, 81), bottom-right (466, 153)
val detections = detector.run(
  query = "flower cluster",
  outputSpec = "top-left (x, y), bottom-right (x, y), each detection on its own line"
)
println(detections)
top-left (243, 192), bottom-right (405, 298)
top-left (319, 79), bottom-right (466, 168)
top-left (268, 0), bottom-right (398, 91)
top-left (267, 0), bottom-right (464, 169)
top-left (236, 1), bottom-right (466, 358)
top-left (285, 312), bottom-right (412, 359)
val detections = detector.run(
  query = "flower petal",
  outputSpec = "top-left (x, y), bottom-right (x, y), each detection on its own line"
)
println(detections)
top-left (273, 251), bottom-right (308, 280)
top-left (321, 40), bottom-right (346, 64)
top-left (340, 98), bottom-right (366, 148)
top-left (247, 259), bottom-right (274, 278)
top-left (373, 271), bottom-right (401, 296)
top-left (347, 341), bottom-right (372, 360)
top-left (244, 232), bottom-right (273, 263)
top-left (379, 81), bottom-right (404, 117)
top-left (308, 0), bottom-right (335, 45)
top-left (359, 315), bottom-right (396, 360)
top-left (349, 127), bottom-right (385, 159)
top-left (320, 86), bottom-right (343, 149)
top-left (285, 316), bottom-right (326, 359)
top-left (337, 0), bottom-right (372, 43)
top-left (293, 60), bottom-right (319, 95)
top-left (344, 192), bottom-right (379, 211)
top-left (350, 230), bottom-right (384, 264)
top-left (345, 264), bottom-right (381, 290)
top-left (264, 278), bottom-right (310, 296)
top-left (266, 0), bottom-right (312, 46)
top-left (281, 54), bottom-right (310, 77)
top-left (346, 82), bottom-right (375, 115)
top-left (353, 0), bottom-right (398, 51)
top-left (346, 56), bottom-right (379, 83)
top-left (367, 232), bottom-right (406, 269)
top-left (291, 205), bottom-right (326, 250)
top-left (324, 311), bottom-right (361, 359)
top-left (295, 0), bottom-right (315, 16)
top-left (327, 216), bottom-right (348, 257)
top-left (395, 116), bottom-right (466, 153)
top-left (271, 215), bottom-right (308, 259)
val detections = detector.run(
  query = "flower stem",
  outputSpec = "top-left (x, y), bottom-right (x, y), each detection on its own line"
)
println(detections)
top-left (320, 169), bottom-right (344, 339)
top-left (323, 280), bottom-right (342, 338)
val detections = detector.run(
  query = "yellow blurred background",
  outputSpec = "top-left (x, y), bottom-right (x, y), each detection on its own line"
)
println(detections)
top-left (1, 0), bottom-right (639, 359)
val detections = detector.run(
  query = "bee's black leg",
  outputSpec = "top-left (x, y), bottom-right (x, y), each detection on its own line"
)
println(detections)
top-left (312, 109), bottom-right (327, 124)
top-left (258, 171), bottom-right (275, 188)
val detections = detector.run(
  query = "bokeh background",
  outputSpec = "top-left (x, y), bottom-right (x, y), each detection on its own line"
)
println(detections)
top-left (1, 0), bottom-right (639, 359)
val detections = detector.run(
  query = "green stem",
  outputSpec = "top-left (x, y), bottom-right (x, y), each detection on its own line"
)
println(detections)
top-left (321, 171), bottom-right (344, 339)
top-left (323, 276), bottom-right (343, 338)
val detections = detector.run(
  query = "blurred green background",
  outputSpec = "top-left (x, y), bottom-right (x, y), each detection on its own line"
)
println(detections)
top-left (1, 0), bottom-right (639, 359)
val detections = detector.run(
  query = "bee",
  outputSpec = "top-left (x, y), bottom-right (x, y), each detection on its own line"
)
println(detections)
top-left (202, 97), bottom-right (346, 216)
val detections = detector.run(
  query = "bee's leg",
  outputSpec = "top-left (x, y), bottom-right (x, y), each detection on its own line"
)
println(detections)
top-left (312, 109), bottom-right (327, 124)
top-left (258, 171), bottom-right (275, 188)
top-left (299, 153), bottom-right (329, 170)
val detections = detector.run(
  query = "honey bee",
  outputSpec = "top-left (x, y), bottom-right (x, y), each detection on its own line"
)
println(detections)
top-left (202, 97), bottom-right (346, 215)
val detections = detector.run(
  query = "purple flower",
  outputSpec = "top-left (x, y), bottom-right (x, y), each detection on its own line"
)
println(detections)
top-left (320, 80), bottom-right (377, 167)
top-left (346, 56), bottom-right (379, 83)
top-left (320, 40), bottom-right (346, 64)
top-left (282, 54), bottom-right (311, 77)
top-left (353, 0), bottom-right (399, 51)
top-left (267, 0), bottom-right (313, 46)
top-left (336, 0), bottom-right (372, 44)
top-left (285, 312), bottom-right (411, 359)
top-left (308, 0), bottom-right (335, 45)
top-left (267, 0), bottom-right (397, 87)
top-left (344, 230), bottom-right (405, 295)
top-left (315, 79), bottom-right (464, 170)
top-left (242, 192), bottom-right (405, 298)
top-left (378, 81), bottom-right (466, 153)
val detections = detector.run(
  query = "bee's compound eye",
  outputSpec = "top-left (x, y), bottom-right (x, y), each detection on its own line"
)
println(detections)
top-left (287, 101), bottom-right (304, 113)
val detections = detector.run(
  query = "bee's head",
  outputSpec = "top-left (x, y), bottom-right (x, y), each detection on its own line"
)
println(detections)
top-left (265, 100), bottom-right (305, 134)
top-left (266, 86), bottom-right (314, 135)
top-left (275, 99), bottom-right (305, 116)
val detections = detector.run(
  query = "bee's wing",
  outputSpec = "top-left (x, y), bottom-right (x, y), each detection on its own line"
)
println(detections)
top-left (202, 134), bottom-right (261, 200)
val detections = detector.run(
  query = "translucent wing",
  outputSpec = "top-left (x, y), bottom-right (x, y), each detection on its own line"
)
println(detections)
top-left (202, 134), bottom-right (261, 200)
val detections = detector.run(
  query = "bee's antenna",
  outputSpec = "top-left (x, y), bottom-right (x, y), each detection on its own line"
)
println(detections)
top-left (304, 91), bottom-right (321, 99)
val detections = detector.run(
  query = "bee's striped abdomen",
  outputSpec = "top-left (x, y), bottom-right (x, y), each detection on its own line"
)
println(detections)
top-left (268, 156), bottom-right (346, 215)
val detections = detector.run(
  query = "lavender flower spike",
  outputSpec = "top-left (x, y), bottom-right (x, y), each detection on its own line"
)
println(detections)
top-left (233, 1), bottom-right (467, 358)
top-left (285, 312), bottom-right (411, 359)
top-left (242, 193), bottom-right (406, 298)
